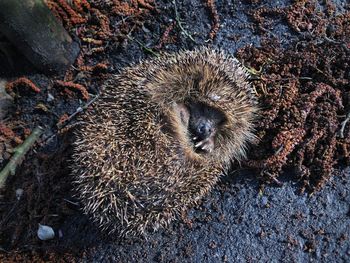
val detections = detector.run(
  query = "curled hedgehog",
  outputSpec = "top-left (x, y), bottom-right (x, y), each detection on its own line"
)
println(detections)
top-left (72, 48), bottom-right (257, 237)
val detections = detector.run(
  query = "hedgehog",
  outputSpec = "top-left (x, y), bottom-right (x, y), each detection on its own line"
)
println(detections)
top-left (72, 48), bottom-right (257, 237)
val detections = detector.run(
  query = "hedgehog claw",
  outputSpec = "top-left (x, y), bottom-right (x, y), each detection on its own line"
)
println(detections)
top-left (195, 141), bottom-right (204, 148)
top-left (195, 137), bottom-right (214, 153)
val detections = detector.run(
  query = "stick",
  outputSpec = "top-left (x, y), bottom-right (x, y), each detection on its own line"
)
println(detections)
top-left (43, 93), bottom-right (100, 145)
top-left (126, 35), bottom-right (160, 57)
top-left (0, 126), bottom-right (43, 188)
top-left (57, 93), bottom-right (100, 129)
top-left (173, 0), bottom-right (196, 43)
top-left (339, 111), bottom-right (350, 139)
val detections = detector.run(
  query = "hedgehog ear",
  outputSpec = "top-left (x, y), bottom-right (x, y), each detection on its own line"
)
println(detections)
top-left (173, 102), bottom-right (190, 126)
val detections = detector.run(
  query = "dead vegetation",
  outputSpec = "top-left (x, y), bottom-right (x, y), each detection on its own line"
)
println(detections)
top-left (237, 1), bottom-right (350, 192)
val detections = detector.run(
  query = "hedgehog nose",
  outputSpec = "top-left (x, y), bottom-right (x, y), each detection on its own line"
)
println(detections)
top-left (197, 121), bottom-right (212, 139)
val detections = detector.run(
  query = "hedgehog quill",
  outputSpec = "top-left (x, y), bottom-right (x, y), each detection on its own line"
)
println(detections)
top-left (72, 48), bottom-right (258, 237)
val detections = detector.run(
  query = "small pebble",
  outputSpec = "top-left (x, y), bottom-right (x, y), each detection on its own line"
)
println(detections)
top-left (37, 224), bottom-right (55, 241)
top-left (15, 189), bottom-right (24, 200)
top-left (261, 196), bottom-right (268, 206)
top-left (47, 93), bottom-right (55, 102)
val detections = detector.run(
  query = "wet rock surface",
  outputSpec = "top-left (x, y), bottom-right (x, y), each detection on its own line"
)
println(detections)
top-left (79, 168), bottom-right (350, 262)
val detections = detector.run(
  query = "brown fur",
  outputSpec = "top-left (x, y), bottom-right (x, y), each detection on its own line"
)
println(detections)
top-left (72, 48), bottom-right (257, 237)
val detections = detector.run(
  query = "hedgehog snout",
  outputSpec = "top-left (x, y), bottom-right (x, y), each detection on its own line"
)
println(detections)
top-left (196, 119), bottom-right (214, 140)
top-left (191, 118), bottom-right (216, 153)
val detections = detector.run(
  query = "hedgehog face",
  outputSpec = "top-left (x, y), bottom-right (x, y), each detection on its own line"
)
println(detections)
top-left (176, 101), bottom-right (227, 154)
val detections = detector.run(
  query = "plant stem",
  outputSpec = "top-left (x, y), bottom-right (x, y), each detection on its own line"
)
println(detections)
top-left (0, 126), bottom-right (43, 188)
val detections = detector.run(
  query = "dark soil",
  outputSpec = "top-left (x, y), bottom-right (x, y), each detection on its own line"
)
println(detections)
top-left (0, 0), bottom-right (349, 262)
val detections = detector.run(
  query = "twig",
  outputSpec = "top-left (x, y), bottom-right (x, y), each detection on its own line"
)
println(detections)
top-left (63, 198), bottom-right (80, 206)
top-left (274, 145), bottom-right (284, 155)
top-left (43, 93), bottom-right (100, 145)
top-left (339, 111), bottom-right (350, 139)
top-left (173, 0), bottom-right (196, 43)
top-left (126, 35), bottom-right (160, 57)
top-left (57, 93), bottom-right (100, 129)
top-left (0, 126), bottom-right (43, 188)
top-left (264, 171), bottom-right (283, 186)
top-left (243, 65), bottom-right (263, 76)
